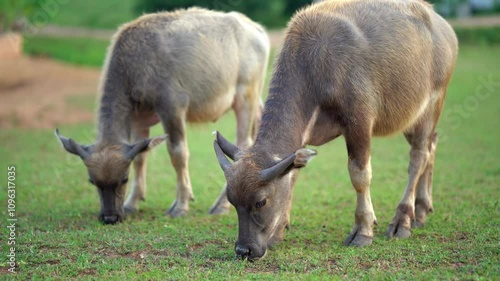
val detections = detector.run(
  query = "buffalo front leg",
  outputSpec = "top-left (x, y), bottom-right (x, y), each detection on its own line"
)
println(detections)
top-left (124, 127), bottom-right (150, 213)
top-left (157, 97), bottom-right (194, 218)
top-left (386, 129), bottom-right (432, 239)
top-left (344, 129), bottom-right (377, 247)
top-left (165, 120), bottom-right (194, 217)
top-left (412, 132), bottom-right (438, 228)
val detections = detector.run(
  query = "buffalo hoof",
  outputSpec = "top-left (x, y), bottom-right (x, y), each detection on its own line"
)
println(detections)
top-left (208, 204), bottom-right (230, 215)
top-left (165, 201), bottom-right (188, 218)
top-left (411, 220), bottom-right (425, 229)
top-left (268, 236), bottom-right (284, 249)
top-left (386, 224), bottom-right (412, 239)
top-left (413, 202), bottom-right (432, 229)
top-left (165, 207), bottom-right (188, 218)
top-left (124, 205), bottom-right (137, 214)
top-left (387, 204), bottom-right (413, 239)
top-left (344, 233), bottom-right (373, 247)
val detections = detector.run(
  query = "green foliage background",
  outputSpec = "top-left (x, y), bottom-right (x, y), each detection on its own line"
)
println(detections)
top-left (134, 0), bottom-right (290, 27)
top-left (3, 0), bottom-right (500, 31)
top-left (135, 0), bottom-right (500, 27)
top-left (0, 0), bottom-right (47, 32)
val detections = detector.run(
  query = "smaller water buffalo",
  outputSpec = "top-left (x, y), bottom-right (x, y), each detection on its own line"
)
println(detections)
top-left (213, 0), bottom-right (457, 260)
top-left (55, 8), bottom-right (270, 224)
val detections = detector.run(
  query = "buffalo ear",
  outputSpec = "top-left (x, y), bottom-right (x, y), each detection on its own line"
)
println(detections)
top-left (293, 148), bottom-right (317, 168)
top-left (260, 153), bottom-right (296, 182)
top-left (55, 129), bottom-right (92, 160)
top-left (259, 148), bottom-right (318, 182)
top-left (148, 135), bottom-right (168, 150)
top-left (125, 135), bottom-right (167, 160)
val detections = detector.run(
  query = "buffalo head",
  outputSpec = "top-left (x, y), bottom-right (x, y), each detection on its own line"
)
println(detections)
top-left (214, 131), bottom-right (316, 260)
top-left (55, 129), bottom-right (166, 224)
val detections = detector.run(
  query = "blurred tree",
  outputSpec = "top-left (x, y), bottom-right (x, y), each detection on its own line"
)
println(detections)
top-left (134, 0), bottom-right (206, 13)
top-left (134, 0), bottom-right (286, 27)
top-left (285, 0), bottom-right (313, 17)
top-left (0, 0), bottom-right (47, 33)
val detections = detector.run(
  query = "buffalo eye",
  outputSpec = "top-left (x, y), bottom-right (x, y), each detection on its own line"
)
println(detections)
top-left (88, 178), bottom-right (95, 185)
top-left (256, 199), bottom-right (267, 209)
top-left (121, 177), bottom-right (129, 184)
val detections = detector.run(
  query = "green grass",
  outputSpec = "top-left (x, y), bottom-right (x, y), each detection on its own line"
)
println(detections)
top-left (44, 0), bottom-right (289, 29)
top-left (48, 0), bottom-right (137, 29)
top-left (454, 27), bottom-right (500, 45)
top-left (1, 45), bottom-right (499, 279)
top-left (22, 35), bottom-right (279, 71)
top-left (22, 25), bottom-right (500, 69)
top-left (23, 36), bottom-right (109, 67)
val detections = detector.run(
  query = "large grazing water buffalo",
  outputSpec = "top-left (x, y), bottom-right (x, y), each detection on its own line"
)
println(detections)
top-left (213, 0), bottom-right (458, 260)
top-left (55, 8), bottom-right (270, 224)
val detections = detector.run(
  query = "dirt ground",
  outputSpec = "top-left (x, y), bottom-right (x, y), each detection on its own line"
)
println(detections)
top-left (0, 56), bottom-right (99, 129)
top-left (1, 15), bottom-right (498, 129)
top-left (0, 30), bottom-right (285, 129)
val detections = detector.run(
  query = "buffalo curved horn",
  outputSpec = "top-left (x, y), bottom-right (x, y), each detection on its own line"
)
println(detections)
top-left (215, 131), bottom-right (240, 160)
top-left (259, 153), bottom-right (296, 182)
top-left (125, 139), bottom-right (151, 160)
top-left (214, 140), bottom-right (232, 172)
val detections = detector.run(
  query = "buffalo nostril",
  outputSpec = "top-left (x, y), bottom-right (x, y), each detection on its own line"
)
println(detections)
top-left (235, 245), bottom-right (250, 259)
top-left (103, 215), bottom-right (118, 224)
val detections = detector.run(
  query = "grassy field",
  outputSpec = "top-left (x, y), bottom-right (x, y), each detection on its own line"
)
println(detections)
top-left (24, 36), bottom-right (109, 67)
top-left (44, 0), bottom-right (289, 29)
top-left (48, 0), bottom-right (137, 29)
top-left (1, 44), bottom-right (499, 279)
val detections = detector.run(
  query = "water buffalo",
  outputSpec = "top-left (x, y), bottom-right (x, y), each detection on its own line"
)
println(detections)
top-left (213, 0), bottom-right (458, 260)
top-left (56, 8), bottom-right (270, 224)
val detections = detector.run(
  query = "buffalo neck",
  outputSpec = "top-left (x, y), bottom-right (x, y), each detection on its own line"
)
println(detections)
top-left (96, 81), bottom-right (132, 145)
top-left (252, 65), bottom-right (316, 167)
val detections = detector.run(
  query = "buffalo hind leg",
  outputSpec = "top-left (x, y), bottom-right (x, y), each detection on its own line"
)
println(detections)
top-left (209, 186), bottom-right (231, 215)
top-left (344, 127), bottom-right (377, 247)
top-left (386, 121), bottom-right (434, 238)
top-left (209, 83), bottom-right (262, 215)
top-left (124, 126), bottom-right (150, 213)
top-left (157, 94), bottom-right (194, 217)
top-left (233, 83), bottom-right (261, 148)
top-left (412, 132), bottom-right (438, 228)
